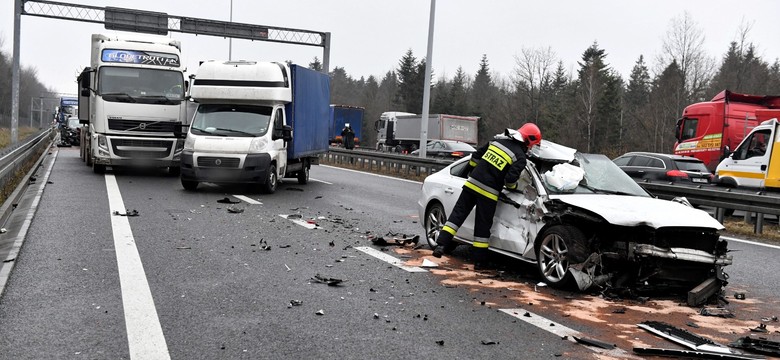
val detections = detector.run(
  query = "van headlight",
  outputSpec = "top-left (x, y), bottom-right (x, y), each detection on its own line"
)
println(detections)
top-left (183, 135), bottom-right (196, 151)
top-left (249, 137), bottom-right (268, 153)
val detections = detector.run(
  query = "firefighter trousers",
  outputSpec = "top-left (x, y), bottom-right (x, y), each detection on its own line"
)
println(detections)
top-left (435, 186), bottom-right (497, 261)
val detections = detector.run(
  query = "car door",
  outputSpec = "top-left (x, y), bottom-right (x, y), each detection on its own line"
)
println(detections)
top-left (489, 165), bottom-right (540, 256)
top-left (724, 129), bottom-right (772, 187)
top-left (441, 160), bottom-right (476, 241)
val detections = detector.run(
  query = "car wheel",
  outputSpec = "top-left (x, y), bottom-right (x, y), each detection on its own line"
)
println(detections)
top-left (181, 179), bottom-right (198, 191)
top-left (535, 225), bottom-right (588, 289)
top-left (261, 164), bottom-right (277, 194)
top-left (424, 202), bottom-right (447, 249)
top-left (297, 166), bottom-right (309, 184)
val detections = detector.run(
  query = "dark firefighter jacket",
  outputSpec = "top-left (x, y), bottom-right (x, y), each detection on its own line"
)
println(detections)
top-left (465, 136), bottom-right (528, 201)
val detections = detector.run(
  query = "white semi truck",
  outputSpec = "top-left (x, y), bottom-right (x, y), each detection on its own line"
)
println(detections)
top-left (77, 34), bottom-right (189, 174)
top-left (375, 112), bottom-right (479, 152)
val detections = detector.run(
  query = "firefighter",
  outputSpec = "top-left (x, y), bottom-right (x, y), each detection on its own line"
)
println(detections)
top-left (431, 123), bottom-right (542, 270)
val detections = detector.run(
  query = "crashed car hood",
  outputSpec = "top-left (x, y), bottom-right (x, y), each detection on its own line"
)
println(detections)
top-left (549, 194), bottom-right (725, 230)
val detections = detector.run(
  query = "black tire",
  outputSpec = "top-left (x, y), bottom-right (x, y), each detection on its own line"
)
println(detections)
top-left (535, 225), bottom-right (589, 289)
top-left (93, 163), bottom-right (106, 174)
top-left (261, 164), bottom-right (278, 194)
top-left (181, 179), bottom-right (198, 191)
top-left (424, 202), bottom-right (447, 249)
top-left (394, 145), bottom-right (404, 153)
top-left (297, 165), bottom-right (309, 184)
top-left (168, 166), bottom-right (181, 176)
top-left (86, 150), bottom-right (93, 167)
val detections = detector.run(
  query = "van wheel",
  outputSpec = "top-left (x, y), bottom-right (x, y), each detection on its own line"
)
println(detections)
top-left (297, 166), bottom-right (309, 184)
top-left (181, 179), bottom-right (198, 191)
top-left (261, 164), bottom-right (278, 194)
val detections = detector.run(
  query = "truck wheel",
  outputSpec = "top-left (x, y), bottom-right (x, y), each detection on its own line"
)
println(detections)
top-left (297, 166), bottom-right (309, 184)
top-left (181, 179), bottom-right (198, 191)
top-left (93, 163), bottom-right (106, 174)
top-left (261, 164), bottom-right (278, 194)
top-left (86, 151), bottom-right (93, 167)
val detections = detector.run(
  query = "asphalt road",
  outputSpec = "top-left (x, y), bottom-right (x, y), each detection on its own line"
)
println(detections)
top-left (0, 148), bottom-right (778, 359)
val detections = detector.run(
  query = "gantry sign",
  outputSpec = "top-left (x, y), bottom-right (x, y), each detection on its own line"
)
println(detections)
top-left (9, 0), bottom-right (331, 144)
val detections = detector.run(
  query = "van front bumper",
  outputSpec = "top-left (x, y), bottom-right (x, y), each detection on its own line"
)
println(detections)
top-left (181, 151), bottom-right (271, 184)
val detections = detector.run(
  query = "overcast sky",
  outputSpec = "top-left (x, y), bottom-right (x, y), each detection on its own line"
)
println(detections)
top-left (2, 0), bottom-right (780, 95)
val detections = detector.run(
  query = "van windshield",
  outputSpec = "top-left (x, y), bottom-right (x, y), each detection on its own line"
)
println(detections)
top-left (191, 104), bottom-right (273, 137)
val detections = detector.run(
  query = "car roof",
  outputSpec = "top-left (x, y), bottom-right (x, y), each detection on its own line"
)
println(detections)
top-left (618, 151), bottom-right (703, 162)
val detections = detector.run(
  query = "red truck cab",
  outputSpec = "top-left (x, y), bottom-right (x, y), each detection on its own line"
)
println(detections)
top-left (674, 90), bottom-right (780, 171)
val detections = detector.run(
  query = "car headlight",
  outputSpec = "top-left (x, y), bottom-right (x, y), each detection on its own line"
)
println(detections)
top-left (249, 137), bottom-right (268, 153)
top-left (183, 135), bottom-right (196, 151)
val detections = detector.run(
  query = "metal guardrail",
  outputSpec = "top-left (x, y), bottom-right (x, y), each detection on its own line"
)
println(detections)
top-left (321, 147), bottom-right (454, 178)
top-left (639, 181), bottom-right (780, 233)
top-left (0, 128), bottom-right (56, 229)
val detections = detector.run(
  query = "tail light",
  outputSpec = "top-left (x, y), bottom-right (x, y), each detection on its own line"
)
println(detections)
top-left (451, 151), bottom-right (464, 157)
top-left (666, 170), bottom-right (689, 178)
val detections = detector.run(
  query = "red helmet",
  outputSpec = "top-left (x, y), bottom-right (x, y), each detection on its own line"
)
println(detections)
top-left (519, 123), bottom-right (542, 148)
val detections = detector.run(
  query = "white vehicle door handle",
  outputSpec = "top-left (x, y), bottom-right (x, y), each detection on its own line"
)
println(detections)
top-left (445, 187), bottom-right (454, 194)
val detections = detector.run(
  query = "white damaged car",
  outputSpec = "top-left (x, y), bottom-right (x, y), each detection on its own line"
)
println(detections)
top-left (418, 140), bottom-right (732, 294)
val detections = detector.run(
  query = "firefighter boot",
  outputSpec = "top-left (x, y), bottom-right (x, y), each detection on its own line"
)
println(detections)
top-left (472, 247), bottom-right (493, 270)
top-left (432, 233), bottom-right (456, 258)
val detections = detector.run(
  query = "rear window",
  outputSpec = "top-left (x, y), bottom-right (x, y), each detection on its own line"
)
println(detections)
top-left (632, 156), bottom-right (665, 169)
top-left (675, 160), bottom-right (709, 172)
top-left (613, 156), bottom-right (632, 166)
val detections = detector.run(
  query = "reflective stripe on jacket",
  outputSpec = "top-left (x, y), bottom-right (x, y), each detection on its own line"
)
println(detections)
top-left (465, 137), bottom-right (527, 200)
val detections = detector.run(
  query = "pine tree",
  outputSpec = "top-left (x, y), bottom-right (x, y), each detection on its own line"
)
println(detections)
top-left (308, 57), bottom-right (323, 72)
top-left (575, 42), bottom-right (610, 152)
top-left (448, 67), bottom-right (468, 115)
top-left (624, 55), bottom-right (651, 150)
top-left (396, 49), bottom-right (424, 113)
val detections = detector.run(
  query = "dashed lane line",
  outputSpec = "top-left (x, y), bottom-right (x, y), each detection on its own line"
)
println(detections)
top-left (499, 308), bottom-right (636, 358)
top-left (233, 195), bottom-right (262, 205)
top-left (309, 178), bottom-right (333, 185)
top-left (106, 174), bottom-right (170, 360)
top-left (354, 246), bottom-right (428, 273)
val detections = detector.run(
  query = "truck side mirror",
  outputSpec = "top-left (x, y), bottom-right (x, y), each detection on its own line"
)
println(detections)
top-left (273, 125), bottom-right (292, 141)
top-left (174, 124), bottom-right (190, 139)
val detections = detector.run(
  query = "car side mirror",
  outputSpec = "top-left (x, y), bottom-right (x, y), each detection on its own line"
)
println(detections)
top-left (722, 145), bottom-right (731, 158)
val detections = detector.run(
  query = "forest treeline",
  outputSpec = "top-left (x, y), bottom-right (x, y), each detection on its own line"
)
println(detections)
top-left (3, 13), bottom-right (780, 156)
top-left (0, 38), bottom-right (55, 126)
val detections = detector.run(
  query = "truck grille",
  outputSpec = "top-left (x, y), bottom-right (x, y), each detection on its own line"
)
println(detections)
top-left (197, 157), bottom-right (241, 168)
top-left (109, 119), bottom-right (176, 133)
top-left (111, 139), bottom-right (173, 159)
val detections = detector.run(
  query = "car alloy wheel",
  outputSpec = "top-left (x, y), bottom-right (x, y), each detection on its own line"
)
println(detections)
top-left (424, 202), bottom-right (446, 249)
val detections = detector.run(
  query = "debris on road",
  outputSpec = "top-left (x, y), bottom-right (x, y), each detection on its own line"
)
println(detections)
top-left (420, 259), bottom-right (438, 268)
top-left (611, 307), bottom-right (626, 314)
top-left (636, 321), bottom-right (761, 358)
top-left (436, 340), bottom-right (444, 346)
top-left (750, 324), bottom-right (768, 333)
top-left (284, 264), bottom-right (291, 271)
top-left (734, 292), bottom-right (746, 300)
top-left (175, 246), bottom-right (191, 250)
top-left (315, 309), bottom-right (324, 315)
top-left (633, 347), bottom-right (765, 359)
top-left (217, 197), bottom-right (240, 204)
top-left (730, 336), bottom-right (780, 357)
top-left (370, 234), bottom-right (419, 247)
top-left (227, 206), bottom-right (244, 214)
top-left (761, 316), bottom-right (778, 323)
top-left (573, 336), bottom-right (615, 350)
top-left (113, 209), bottom-right (139, 217)
top-left (0, 228), bottom-right (6, 234)
top-left (287, 188), bottom-right (305, 192)
top-left (311, 274), bottom-right (344, 286)
top-left (481, 340), bottom-right (499, 345)
top-left (699, 307), bottom-right (735, 318)
top-left (289, 299), bottom-right (303, 307)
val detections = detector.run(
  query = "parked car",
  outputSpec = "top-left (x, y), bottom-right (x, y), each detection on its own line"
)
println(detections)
top-left (411, 140), bottom-right (476, 159)
top-left (61, 116), bottom-right (81, 146)
top-left (613, 152), bottom-right (713, 184)
top-left (417, 140), bottom-right (731, 294)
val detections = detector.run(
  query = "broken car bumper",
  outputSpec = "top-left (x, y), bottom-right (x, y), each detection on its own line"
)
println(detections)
top-left (634, 244), bottom-right (733, 265)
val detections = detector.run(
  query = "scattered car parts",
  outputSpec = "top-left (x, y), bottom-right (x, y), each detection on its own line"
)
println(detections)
top-left (730, 337), bottom-right (780, 357)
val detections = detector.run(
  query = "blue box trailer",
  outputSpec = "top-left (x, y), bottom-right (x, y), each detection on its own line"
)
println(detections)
top-left (285, 64), bottom-right (331, 159)
top-left (329, 105), bottom-right (365, 145)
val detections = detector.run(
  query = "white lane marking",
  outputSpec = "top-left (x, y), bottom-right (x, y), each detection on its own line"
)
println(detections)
top-left (0, 151), bottom-right (56, 293)
top-left (721, 236), bottom-right (780, 250)
top-left (233, 195), bottom-right (262, 205)
top-left (309, 178), bottom-right (333, 185)
top-left (105, 174), bottom-right (170, 360)
top-left (355, 246), bottom-right (427, 273)
top-left (500, 308), bottom-right (635, 358)
top-left (280, 214), bottom-right (319, 229)
top-left (320, 165), bottom-right (422, 184)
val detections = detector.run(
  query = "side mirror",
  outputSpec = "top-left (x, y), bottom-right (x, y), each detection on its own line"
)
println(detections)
top-left (273, 125), bottom-right (292, 141)
top-left (722, 146), bottom-right (732, 159)
top-left (174, 124), bottom-right (190, 139)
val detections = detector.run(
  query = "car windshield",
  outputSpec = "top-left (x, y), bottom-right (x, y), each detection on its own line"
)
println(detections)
top-left (674, 159), bottom-right (709, 172)
top-left (68, 118), bottom-right (80, 128)
top-left (191, 104), bottom-right (272, 137)
top-left (542, 153), bottom-right (650, 197)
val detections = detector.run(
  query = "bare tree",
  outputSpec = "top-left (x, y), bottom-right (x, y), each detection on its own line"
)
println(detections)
top-left (512, 46), bottom-right (557, 124)
top-left (657, 11), bottom-right (715, 103)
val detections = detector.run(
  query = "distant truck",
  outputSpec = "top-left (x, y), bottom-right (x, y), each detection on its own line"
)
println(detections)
top-left (674, 90), bottom-right (780, 171)
top-left (77, 33), bottom-right (189, 174)
top-left (57, 97), bottom-right (78, 125)
top-left (181, 61), bottom-right (330, 193)
top-left (329, 105), bottom-right (364, 146)
top-left (375, 112), bottom-right (479, 152)
top-left (715, 110), bottom-right (780, 189)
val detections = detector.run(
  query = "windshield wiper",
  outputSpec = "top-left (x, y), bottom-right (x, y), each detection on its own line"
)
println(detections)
top-left (138, 95), bottom-right (181, 104)
top-left (101, 92), bottom-right (137, 103)
top-left (190, 127), bottom-right (226, 136)
top-left (579, 183), bottom-right (635, 196)
top-left (210, 127), bottom-right (257, 137)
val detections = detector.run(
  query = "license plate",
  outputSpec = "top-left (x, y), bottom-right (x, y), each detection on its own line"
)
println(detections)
top-left (692, 178), bottom-right (708, 183)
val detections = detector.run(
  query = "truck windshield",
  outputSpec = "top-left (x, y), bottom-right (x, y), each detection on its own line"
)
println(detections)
top-left (98, 66), bottom-right (184, 104)
top-left (191, 104), bottom-right (273, 137)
